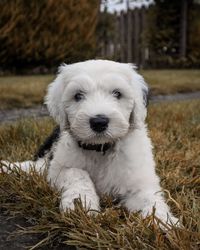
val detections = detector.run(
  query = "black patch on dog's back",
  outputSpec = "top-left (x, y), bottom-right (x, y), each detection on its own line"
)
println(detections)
top-left (34, 126), bottom-right (60, 161)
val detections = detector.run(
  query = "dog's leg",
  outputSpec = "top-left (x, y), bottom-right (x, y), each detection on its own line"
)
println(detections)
top-left (116, 130), bottom-right (179, 226)
top-left (1, 158), bottom-right (46, 174)
top-left (48, 167), bottom-right (100, 213)
top-left (123, 189), bottom-right (179, 225)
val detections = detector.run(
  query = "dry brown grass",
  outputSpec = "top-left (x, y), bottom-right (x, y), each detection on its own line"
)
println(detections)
top-left (0, 100), bottom-right (200, 249)
top-left (0, 75), bottom-right (53, 110)
top-left (0, 70), bottom-right (200, 110)
top-left (142, 69), bottom-right (200, 95)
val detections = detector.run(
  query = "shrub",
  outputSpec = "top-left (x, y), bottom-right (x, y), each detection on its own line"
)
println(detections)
top-left (0, 0), bottom-right (100, 72)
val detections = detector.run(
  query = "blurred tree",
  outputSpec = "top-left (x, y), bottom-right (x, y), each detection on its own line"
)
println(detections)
top-left (147, 1), bottom-right (182, 61)
top-left (146, 0), bottom-right (200, 67)
top-left (188, 1), bottom-right (200, 65)
top-left (0, 0), bottom-right (100, 72)
top-left (97, 3), bottom-right (116, 58)
top-left (180, 0), bottom-right (188, 58)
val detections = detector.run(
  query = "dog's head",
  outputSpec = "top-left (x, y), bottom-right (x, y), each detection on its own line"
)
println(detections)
top-left (45, 60), bottom-right (148, 144)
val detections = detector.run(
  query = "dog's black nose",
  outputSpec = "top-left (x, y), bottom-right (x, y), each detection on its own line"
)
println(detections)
top-left (90, 115), bottom-right (109, 133)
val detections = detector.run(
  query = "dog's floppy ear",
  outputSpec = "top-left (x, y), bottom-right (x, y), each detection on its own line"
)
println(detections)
top-left (45, 64), bottom-right (69, 130)
top-left (129, 66), bottom-right (149, 128)
top-left (142, 83), bottom-right (149, 108)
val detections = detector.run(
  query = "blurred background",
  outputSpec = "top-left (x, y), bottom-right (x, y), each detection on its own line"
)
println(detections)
top-left (0, 0), bottom-right (200, 74)
top-left (0, 0), bottom-right (200, 115)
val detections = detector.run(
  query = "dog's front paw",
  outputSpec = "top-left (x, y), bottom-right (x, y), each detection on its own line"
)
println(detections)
top-left (60, 192), bottom-right (100, 214)
top-left (141, 207), bottom-right (180, 227)
top-left (154, 211), bottom-right (180, 227)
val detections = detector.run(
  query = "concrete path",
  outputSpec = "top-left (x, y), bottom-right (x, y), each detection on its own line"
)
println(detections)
top-left (150, 91), bottom-right (200, 103)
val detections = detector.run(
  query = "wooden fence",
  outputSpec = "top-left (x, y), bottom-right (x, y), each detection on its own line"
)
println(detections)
top-left (99, 2), bottom-right (191, 69)
top-left (100, 7), bottom-right (149, 68)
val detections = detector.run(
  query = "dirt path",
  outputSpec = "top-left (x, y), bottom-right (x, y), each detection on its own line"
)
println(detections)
top-left (0, 105), bottom-right (48, 123)
top-left (0, 91), bottom-right (200, 123)
top-left (150, 91), bottom-right (200, 103)
top-left (0, 213), bottom-right (76, 250)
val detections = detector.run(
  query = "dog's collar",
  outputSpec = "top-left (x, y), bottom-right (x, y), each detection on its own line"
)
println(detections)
top-left (78, 141), bottom-right (113, 154)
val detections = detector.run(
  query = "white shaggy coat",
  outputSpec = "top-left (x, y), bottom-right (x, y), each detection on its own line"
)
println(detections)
top-left (4, 60), bottom-right (178, 225)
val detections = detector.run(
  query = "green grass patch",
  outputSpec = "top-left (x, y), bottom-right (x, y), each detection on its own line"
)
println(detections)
top-left (0, 100), bottom-right (200, 249)
top-left (0, 70), bottom-right (200, 110)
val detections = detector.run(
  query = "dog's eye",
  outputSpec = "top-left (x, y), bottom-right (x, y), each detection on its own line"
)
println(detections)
top-left (74, 92), bottom-right (84, 102)
top-left (112, 90), bottom-right (122, 99)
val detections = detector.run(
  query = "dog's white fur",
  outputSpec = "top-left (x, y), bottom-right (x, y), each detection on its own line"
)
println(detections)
top-left (4, 60), bottom-right (178, 224)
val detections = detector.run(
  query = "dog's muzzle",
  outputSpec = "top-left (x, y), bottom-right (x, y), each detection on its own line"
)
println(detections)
top-left (89, 114), bottom-right (109, 133)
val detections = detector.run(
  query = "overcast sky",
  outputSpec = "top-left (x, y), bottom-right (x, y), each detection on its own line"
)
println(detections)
top-left (100, 0), bottom-right (154, 13)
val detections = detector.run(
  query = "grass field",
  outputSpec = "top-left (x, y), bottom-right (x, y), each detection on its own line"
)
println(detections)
top-left (0, 75), bottom-right (53, 110)
top-left (0, 100), bottom-right (199, 249)
top-left (0, 70), bottom-right (200, 110)
top-left (142, 69), bottom-right (200, 95)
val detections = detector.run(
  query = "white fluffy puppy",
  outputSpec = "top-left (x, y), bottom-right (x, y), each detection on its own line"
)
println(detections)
top-left (4, 60), bottom-right (178, 225)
